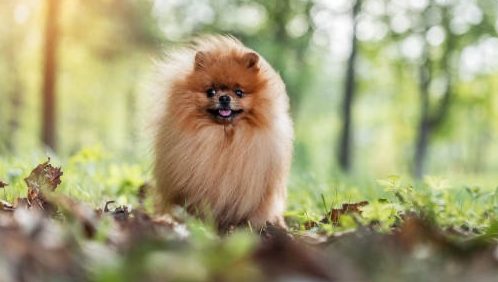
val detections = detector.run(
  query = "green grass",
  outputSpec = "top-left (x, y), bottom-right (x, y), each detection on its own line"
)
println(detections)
top-left (1, 147), bottom-right (498, 281)
top-left (2, 146), bottom-right (496, 232)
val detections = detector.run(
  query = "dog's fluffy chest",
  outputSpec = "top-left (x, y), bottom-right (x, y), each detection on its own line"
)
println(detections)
top-left (163, 124), bottom-right (280, 220)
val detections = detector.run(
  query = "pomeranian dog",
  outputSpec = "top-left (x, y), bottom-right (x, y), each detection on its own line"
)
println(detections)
top-left (153, 35), bottom-right (293, 230)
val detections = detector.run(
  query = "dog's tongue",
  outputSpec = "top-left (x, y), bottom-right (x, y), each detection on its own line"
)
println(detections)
top-left (218, 109), bottom-right (232, 117)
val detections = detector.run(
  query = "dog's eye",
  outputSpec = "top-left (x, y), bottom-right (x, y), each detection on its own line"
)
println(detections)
top-left (235, 88), bottom-right (244, 97)
top-left (206, 88), bottom-right (216, 98)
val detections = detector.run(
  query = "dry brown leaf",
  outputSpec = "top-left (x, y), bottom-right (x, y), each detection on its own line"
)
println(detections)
top-left (303, 201), bottom-right (369, 229)
top-left (328, 201), bottom-right (369, 225)
top-left (255, 225), bottom-right (334, 281)
top-left (24, 159), bottom-right (63, 215)
top-left (0, 199), bottom-right (15, 212)
top-left (24, 158), bottom-right (63, 192)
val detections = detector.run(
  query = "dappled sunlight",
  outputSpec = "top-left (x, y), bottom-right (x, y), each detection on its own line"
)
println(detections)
top-left (1, 0), bottom-right (498, 281)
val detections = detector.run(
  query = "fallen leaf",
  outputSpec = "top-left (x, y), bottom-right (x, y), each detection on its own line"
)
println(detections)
top-left (50, 195), bottom-right (99, 238)
top-left (111, 205), bottom-right (130, 222)
top-left (327, 201), bottom-right (369, 225)
top-left (302, 201), bottom-right (369, 230)
top-left (0, 210), bottom-right (85, 281)
top-left (0, 199), bottom-right (14, 212)
top-left (254, 225), bottom-right (334, 281)
top-left (24, 159), bottom-right (63, 215)
top-left (103, 200), bottom-right (130, 222)
top-left (103, 200), bottom-right (116, 213)
top-left (24, 158), bottom-right (63, 192)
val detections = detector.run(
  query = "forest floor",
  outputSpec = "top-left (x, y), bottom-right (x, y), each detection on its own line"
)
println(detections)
top-left (1, 150), bottom-right (498, 282)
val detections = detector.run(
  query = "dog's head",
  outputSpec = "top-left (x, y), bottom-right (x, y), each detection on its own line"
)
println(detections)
top-left (175, 49), bottom-right (271, 127)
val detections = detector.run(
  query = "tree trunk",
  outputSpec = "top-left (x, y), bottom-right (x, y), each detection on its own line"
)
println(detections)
top-left (412, 6), bottom-right (454, 179)
top-left (41, 0), bottom-right (60, 151)
top-left (413, 62), bottom-right (431, 179)
top-left (338, 0), bottom-right (362, 172)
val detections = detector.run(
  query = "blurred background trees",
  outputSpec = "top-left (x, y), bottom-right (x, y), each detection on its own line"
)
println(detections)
top-left (41, 0), bottom-right (60, 151)
top-left (338, 0), bottom-right (362, 173)
top-left (0, 0), bottom-right (497, 181)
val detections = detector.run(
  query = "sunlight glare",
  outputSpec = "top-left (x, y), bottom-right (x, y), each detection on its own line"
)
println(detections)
top-left (14, 3), bottom-right (30, 25)
top-left (426, 26), bottom-right (445, 47)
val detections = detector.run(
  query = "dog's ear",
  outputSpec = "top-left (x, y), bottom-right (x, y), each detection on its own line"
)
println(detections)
top-left (194, 51), bottom-right (209, 71)
top-left (242, 52), bottom-right (259, 70)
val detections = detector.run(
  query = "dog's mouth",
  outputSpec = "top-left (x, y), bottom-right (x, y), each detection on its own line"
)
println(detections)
top-left (207, 108), bottom-right (243, 121)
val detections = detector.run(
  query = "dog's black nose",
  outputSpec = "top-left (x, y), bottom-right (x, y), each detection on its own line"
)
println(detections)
top-left (219, 95), bottom-right (231, 105)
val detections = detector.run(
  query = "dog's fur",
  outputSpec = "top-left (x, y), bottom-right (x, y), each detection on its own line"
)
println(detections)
top-left (153, 35), bottom-right (293, 229)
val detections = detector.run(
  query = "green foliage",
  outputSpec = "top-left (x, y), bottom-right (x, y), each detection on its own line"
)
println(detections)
top-left (2, 149), bottom-right (498, 281)
top-left (1, 0), bottom-right (498, 179)
top-left (285, 171), bottom-right (498, 237)
top-left (1, 0), bottom-right (498, 280)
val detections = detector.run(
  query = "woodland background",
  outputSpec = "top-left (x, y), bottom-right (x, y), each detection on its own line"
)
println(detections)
top-left (1, 0), bottom-right (497, 183)
top-left (1, 1), bottom-right (498, 281)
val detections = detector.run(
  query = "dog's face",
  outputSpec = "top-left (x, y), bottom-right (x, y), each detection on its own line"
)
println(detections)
top-left (182, 51), bottom-right (269, 126)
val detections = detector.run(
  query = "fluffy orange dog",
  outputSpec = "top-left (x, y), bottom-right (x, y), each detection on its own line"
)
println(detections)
top-left (153, 35), bottom-right (293, 230)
